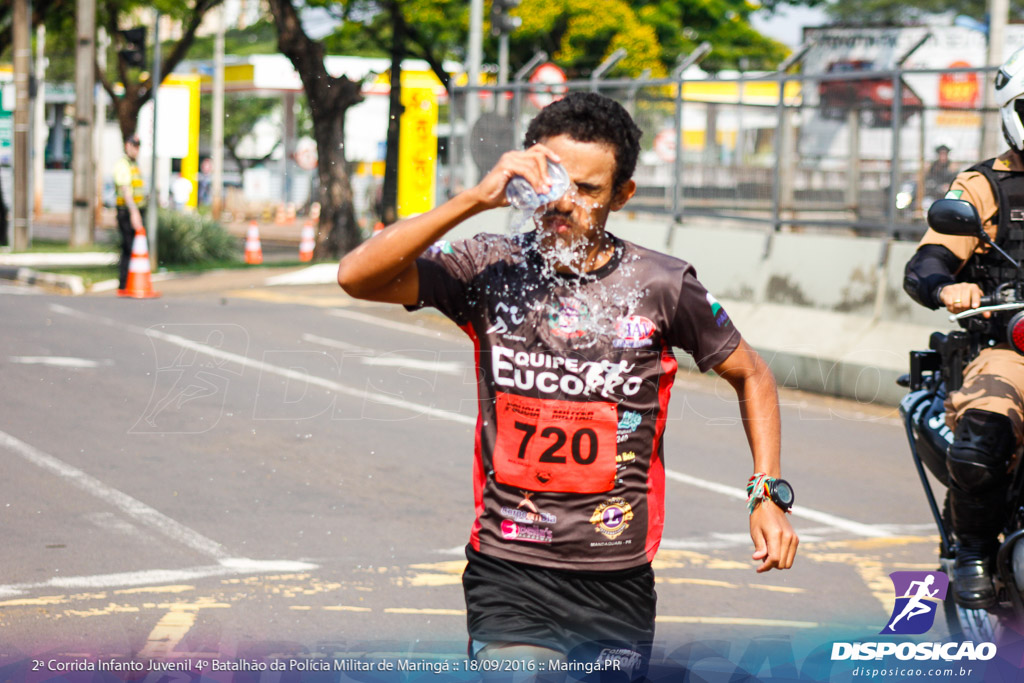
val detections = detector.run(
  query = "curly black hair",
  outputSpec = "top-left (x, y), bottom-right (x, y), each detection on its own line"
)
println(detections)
top-left (524, 92), bottom-right (642, 192)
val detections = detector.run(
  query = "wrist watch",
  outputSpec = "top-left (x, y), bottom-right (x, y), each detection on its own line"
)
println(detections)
top-left (768, 478), bottom-right (795, 512)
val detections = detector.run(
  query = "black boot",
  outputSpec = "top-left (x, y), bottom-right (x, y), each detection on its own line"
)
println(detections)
top-left (946, 410), bottom-right (1016, 609)
top-left (950, 519), bottom-right (999, 609)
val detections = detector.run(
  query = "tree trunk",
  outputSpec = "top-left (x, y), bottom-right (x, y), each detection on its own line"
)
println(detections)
top-left (268, 0), bottom-right (363, 260)
top-left (114, 91), bottom-right (144, 140)
top-left (0, 173), bottom-right (8, 247)
top-left (381, 2), bottom-right (405, 225)
top-left (97, 0), bottom-right (221, 143)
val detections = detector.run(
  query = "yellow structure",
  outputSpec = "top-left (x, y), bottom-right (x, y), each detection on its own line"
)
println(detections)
top-left (162, 74), bottom-right (201, 208)
top-left (397, 72), bottom-right (439, 218)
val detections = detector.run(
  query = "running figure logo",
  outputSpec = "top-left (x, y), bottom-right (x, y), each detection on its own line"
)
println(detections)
top-left (881, 571), bottom-right (949, 635)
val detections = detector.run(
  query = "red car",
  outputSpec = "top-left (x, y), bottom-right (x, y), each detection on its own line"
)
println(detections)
top-left (819, 60), bottom-right (924, 127)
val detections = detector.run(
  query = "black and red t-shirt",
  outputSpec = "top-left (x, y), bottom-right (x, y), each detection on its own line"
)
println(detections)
top-left (410, 231), bottom-right (741, 571)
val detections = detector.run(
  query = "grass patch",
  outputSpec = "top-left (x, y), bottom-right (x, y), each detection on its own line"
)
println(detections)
top-left (37, 266), bottom-right (119, 288)
top-left (161, 258), bottom-right (306, 273)
top-left (37, 258), bottom-right (312, 289)
top-left (15, 238), bottom-right (117, 254)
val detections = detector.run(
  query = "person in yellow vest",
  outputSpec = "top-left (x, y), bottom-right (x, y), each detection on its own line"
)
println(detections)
top-left (112, 135), bottom-right (146, 292)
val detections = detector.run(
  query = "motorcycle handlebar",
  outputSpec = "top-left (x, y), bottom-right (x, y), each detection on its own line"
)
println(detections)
top-left (949, 301), bottom-right (1024, 321)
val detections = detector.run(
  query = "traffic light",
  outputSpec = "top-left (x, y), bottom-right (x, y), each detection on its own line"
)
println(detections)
top-left (119, 27), bottom-right (147, 69)
top-left (490, 0), bottom-right (521, 36)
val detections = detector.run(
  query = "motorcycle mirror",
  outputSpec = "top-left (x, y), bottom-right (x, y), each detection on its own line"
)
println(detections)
top-left (926, 198), bottom-right (983, 236)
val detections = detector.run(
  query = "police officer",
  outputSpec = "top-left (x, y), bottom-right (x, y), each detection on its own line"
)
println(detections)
top-left (112, 135), bottom-right (145, 293)
top-left (904, 47), bottom-right (1024, 608)
top-left (924, 144), bottom-right (957, 202)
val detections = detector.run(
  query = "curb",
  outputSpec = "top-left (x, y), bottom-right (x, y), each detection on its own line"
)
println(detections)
top-left (0, 266), bottom-right (85, 295)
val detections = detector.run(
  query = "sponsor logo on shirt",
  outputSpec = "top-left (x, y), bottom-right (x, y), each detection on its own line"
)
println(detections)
top-left (501, 506), bottom-right (557, 525)
top-left (944, 189), bottom-right (963, 200)
top-left (500, 519), bottom-right (553, 543)
top-left (590, 497), bottom-right (634, 540)
top-left (547, 297), bottom-right (589, 339)
top-left (492, 346), bottom-right (643, 398)
top-left (428, 240), bottom-right (454, 255)
top-left (617, 410), bottom-right (642, 437)
top-left (616, 451), bottom-right (636, 468)
top-left (706, 292), bottom-right (730, 328)
top-left (487, 303), bottom-right (527, 337)
top-left (500, 491), bottom-right (557, 525)
top-left (613, 315), bottom-right (656, 348)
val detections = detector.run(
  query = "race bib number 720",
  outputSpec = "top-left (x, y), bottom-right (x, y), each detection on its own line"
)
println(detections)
top-left (492, 392), bottom-right (618, 494)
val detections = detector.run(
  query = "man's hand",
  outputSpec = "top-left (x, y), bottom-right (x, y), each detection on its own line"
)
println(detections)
top-left (749, 501), bottom-right (798, 573)
top-left (469, 144), bottom-right (561, 210)
top-left (939, 282), bottom-right (985, 315)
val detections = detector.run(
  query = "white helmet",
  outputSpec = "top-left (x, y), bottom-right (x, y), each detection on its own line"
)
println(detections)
top-left (995, 46), bottom-right (1024, 153)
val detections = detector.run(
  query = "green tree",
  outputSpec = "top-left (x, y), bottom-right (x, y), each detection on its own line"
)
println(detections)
top-left (267, 0), bottom-right (364, 258)
top-left (760, 0), bottom-right (1022, 26)
top-left (26, 1), bottom-right (225, 141)
top-left (323, 1), bottom-right (467, 223)
top-left (199, 95), bottom-right (281, 186)
top-left (511, 0), bottom-right (788, 75)
top-left (94, 0), bottom-right (224, 142)
top-left (263, 0), bottom-right (791, 257)
top-left (0, 0), bottom-right (69, 246)
top-left (0, 0), bottom-right (69, 55)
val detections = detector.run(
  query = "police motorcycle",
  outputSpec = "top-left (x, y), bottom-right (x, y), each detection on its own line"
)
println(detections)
top-left (899, 198), bottom-right (1024, 641)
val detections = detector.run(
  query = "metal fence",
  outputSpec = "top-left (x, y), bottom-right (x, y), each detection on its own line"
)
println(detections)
top-left (448, 63), bottom-right (998, 239)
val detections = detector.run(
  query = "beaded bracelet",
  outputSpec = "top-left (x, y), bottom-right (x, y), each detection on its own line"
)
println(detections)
top-left (746, 472), bottom-right (772, 514)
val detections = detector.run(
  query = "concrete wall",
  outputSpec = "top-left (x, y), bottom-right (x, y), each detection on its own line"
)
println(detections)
top-left (441, 208), bottom-right (960, 405)
top-left (1, 168), bottom-right (75, 214)
top-left (669, 222), bottom-right (960, 404)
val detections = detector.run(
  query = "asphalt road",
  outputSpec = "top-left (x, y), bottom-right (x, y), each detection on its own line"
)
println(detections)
top-left (0, 271), bottom-right (950, 675)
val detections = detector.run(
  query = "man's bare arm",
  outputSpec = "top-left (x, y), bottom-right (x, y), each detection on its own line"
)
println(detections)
top-left (713, 340), bottom-right (798, 572)
top-left (119, 184), bottom-right (144, 231)
top-left (337, 145), bottom-right (560, 305)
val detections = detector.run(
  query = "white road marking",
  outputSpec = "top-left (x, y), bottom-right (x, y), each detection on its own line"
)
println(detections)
top-left (47, 303), bottom-right (886, 540)
top-left (302, 333), bottom-right (369, 353)
top-left (0, 429), bottom-right (230, 559)
top-left (361, 356), bottom-right (463, 375)
top-left (328, 308), bottom-right (459, 341)
top-left (0, 560), bottom-right (319, 599)
top-left (663, 469), bottom-right (892, 538)
top-left (9, 356), bottom-right (111, 368)
top-left (146, 327), bottom-right (478, 425)
top-left (264, 263), bottom-right (339, 286)
top-left (302, 333), bottom-right (464, 375)
top-left (50, 304), bottom-right (475, 425)
top-left (658, 524), bottom-right (934, 551)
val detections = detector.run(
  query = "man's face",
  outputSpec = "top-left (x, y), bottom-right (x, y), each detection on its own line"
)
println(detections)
top-left (534, 134), bottom-right (635, 251)
top-left (125, 138), bottom-right (140, 159)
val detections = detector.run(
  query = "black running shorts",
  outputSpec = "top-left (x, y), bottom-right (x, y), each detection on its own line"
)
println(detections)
top-left (462, 545), bottom-right (656, 666)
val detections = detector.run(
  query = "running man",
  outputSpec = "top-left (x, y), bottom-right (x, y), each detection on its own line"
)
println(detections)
top-left (337, 92), bottom-right (798, 673)
top-left (888, 575), bottom-right (939, 631)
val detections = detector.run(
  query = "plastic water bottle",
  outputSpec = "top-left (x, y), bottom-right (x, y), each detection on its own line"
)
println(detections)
top-left (505, 159), bottom-right (570, 211)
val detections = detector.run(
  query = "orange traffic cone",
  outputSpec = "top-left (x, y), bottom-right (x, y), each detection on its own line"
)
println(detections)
top-left (298, 220), bottom-right (315, 262)
top-left (245, 221), bottom-right (263, 265)
top-left (117, 227), bottom-right (160, 299)
top-left (274, 204), bottom-right (287, 225)
top-left (373, 221), bottom-right (385, 235)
